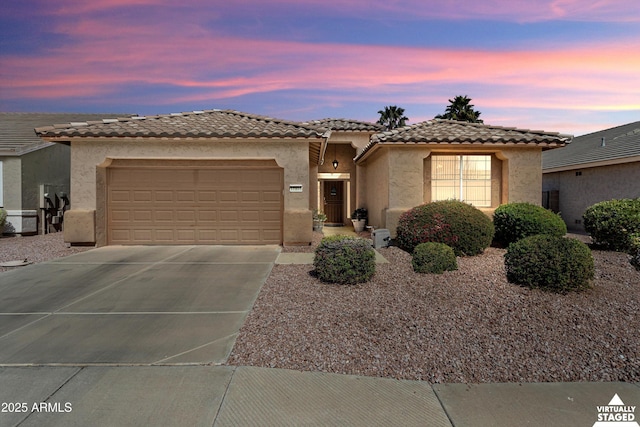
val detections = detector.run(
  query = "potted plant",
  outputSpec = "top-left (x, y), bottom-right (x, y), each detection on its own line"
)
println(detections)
top-left (313, 209), bottom-right (327, 232)
top-left (351, 208), bottom-right (368, 232)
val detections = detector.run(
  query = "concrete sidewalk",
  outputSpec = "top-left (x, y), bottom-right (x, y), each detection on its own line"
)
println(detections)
top-left (2, 365), bottom-right (638, 426)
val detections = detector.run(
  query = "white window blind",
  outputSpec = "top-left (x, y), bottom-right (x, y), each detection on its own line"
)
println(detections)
top-left (431, 155), bottom-right (491, 207)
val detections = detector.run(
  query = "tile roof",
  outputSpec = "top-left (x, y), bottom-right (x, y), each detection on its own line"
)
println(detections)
top-left (0, 112), bottom-right (129, 156)
top-left (35, 110), bottom-right (324, 140)
top-left (300, 118), bottom-right (385, 132)
top-left (355, 119), bottom-right (572, 161)
top-left (542, 121), bottom-right (640, 171)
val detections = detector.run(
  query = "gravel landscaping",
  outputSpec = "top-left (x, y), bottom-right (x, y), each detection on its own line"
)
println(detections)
top-left (0, 233), bottom-right (91, 272)
top-left (229, 235), bottom-right (640, 383)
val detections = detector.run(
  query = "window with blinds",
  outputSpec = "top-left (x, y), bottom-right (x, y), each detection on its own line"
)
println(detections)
top-left (431, 155), bottom-right (491, 207)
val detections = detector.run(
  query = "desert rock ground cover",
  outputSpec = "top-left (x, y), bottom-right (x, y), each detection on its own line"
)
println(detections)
top-left (229, 234), bottom-right (640, 383)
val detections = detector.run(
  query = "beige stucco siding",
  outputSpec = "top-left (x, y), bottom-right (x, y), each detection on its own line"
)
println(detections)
top-left (67, 137), bottom-right (314, 245)
top-left (1, 157), bottom-right (21, 209)
top-left (501, 148), bottom-right (542, 205)
top-left (360, 147), bottom-right (390, 230)
top-left (543, 161), bottom-right (640, 232)
top-left (359, 145), bottom-right (545, 237)
top-left (69, 138), bottom-right (310, 210)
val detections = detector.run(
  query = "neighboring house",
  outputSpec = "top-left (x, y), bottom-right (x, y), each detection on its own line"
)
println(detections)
top-left (542, 121), bottom-right (640, 232)
top-left (0, 112), bottom-right (128, 235)
top-left (35, 110), bottom-right (569, 246)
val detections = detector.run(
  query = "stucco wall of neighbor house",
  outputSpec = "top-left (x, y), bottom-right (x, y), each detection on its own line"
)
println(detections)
top-left (360, 147), bottom-right (390, 231)
top-left (1, 157), bottom-right (22, 210)
top-left (67, 138), bottom-right (314, 245)
top-left (543, 161), bottom-right (640, 232)
top-left (21, 144), bottom-right (70, 211)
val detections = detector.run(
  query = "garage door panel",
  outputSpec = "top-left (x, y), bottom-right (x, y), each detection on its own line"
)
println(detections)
top-left (198, 211), bottom-right (217, 222)
top-left (132, 191), bottom-right (152, 202)
top-left (108, 166), bottom-right (282, 245)
top-left (241, 191), bottom-right (260, 202)
top-left (219, 191), bottom-right (239, 202)
top-left (110, 210), bottom-right (131, 222)
top-left (110, 190), bottom-right (131, 202)
top-left (262, 210), bottom-right (281, 222)
top-left (133, 210), bottom-right (153, 222)
top-left (198, 191), bottom-right (217, 202)
top-left (155, 191), bottom-right (174, 202)
top-left (155, 210), bottom-right (174, 222)
top-left (218, 210), bottom-right (239, 222)
top-left (262, 191), bottom-right (281, 202)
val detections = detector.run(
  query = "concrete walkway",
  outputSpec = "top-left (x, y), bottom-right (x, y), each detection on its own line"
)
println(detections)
top-left (1, 246), bottom-right (639, 426)
top-left (2, 365), bottom-right (638, 426)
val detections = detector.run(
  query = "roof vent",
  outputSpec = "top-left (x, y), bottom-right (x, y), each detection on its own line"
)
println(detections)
top-left (601, 137), bottom-right (606, 147)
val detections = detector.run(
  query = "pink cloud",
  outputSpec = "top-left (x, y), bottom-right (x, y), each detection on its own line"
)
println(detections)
top-left (4, 31), bottom-right (639, 116)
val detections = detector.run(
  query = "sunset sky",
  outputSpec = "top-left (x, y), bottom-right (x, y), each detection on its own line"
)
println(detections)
top-left (1, 0), bottom-right (639, 135)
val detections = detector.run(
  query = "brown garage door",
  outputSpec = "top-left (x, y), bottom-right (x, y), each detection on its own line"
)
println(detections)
top-left (107, 164), bottom-right (283, 245)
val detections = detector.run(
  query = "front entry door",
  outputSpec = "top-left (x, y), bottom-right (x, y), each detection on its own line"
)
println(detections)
top-left (323, 181), bottom-right (343, 224)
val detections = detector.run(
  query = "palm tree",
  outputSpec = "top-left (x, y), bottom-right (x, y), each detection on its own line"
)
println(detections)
top-left (435, 95), bottom-right (483, 123)
top-left (377, 105), bottom-right (408, 131)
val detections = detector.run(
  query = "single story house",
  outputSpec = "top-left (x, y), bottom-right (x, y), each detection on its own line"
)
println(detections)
top-left (0, 112), bottom-right (127, 234)
top-left (35, 110), bottom-right (570, 246)
top-left (542, 121), bottom-right (640, 232)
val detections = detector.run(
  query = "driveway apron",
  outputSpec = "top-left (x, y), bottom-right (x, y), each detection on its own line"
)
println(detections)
top-left (0, 245), bottom-right (279, 365)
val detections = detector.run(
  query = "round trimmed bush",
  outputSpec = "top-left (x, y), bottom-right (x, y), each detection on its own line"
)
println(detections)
top-left (0, 208), bottom-right (6, 228)
top-left (396, 200), bottom-right (494, 256)
top-left (313, 235), bottom-right (375, 284)
top-left (493, 202), bottom-right (566, 246)
top-left (412, 242), bottom-right (457, 274)
top-left (504, 235), bottom-right (594, 293)
top-left (583, 198), bottom-right (640, 251)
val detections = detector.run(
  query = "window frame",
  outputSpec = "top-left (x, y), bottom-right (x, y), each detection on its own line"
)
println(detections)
top-left (431, 154), bottom-right (492, 207)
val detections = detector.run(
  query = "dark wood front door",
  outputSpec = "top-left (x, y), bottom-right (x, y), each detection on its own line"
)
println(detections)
top-left (323, 181), bottom-right (343, 224)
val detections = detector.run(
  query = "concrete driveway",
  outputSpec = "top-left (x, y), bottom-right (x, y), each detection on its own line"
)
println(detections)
top-left (0, 245), bottom-right (279, 365)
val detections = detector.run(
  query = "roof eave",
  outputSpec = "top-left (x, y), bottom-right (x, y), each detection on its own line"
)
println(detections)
top-left (543, 155), bottom-right (640, 173)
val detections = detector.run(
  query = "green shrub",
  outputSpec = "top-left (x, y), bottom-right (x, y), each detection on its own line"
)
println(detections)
top-left (412, 242), bottom-right (457, 274)
top-left (396, 200), bottom-right (494, 256)
top-left (504, 235), bottom-right (594, 293)
top-left (0, 208), bottom-right (6, 227)
top-left (313, 235), bottom-right (375, 284)
top-left (493, 202), bottom-right (566, 246)
top-left (583, 198), bottom-right (640, 251)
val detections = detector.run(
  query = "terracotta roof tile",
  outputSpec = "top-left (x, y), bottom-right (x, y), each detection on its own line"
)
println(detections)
top-left (355, 119), bottom-right (572, 161)
top-left (301, 118), bottom-right (385, 132)
top-left (35, 110), bottom-right (324, 139)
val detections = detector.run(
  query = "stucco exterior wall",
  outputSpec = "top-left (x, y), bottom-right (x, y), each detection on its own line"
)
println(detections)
top-left (1, 157), bottom-right (21, 210)
top-left (543, 161), bottom-right (640, 232)
top-left (21, 144), bottom-right (70, 210)
top-left (67, 137), bottom-right (314, 245)
top-left (360, 147), bottom-right (390, 230)
top-left (502, 148), bottom-right (542, 205)
top-left (359, 145), bottom-right (545, 237)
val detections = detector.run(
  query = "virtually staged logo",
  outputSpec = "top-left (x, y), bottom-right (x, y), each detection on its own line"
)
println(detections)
top-left (592, 394), bottom-right (639, 427)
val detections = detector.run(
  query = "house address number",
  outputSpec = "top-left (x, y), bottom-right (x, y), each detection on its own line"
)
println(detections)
top-left (289, 184), bottom-right (303, 193)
